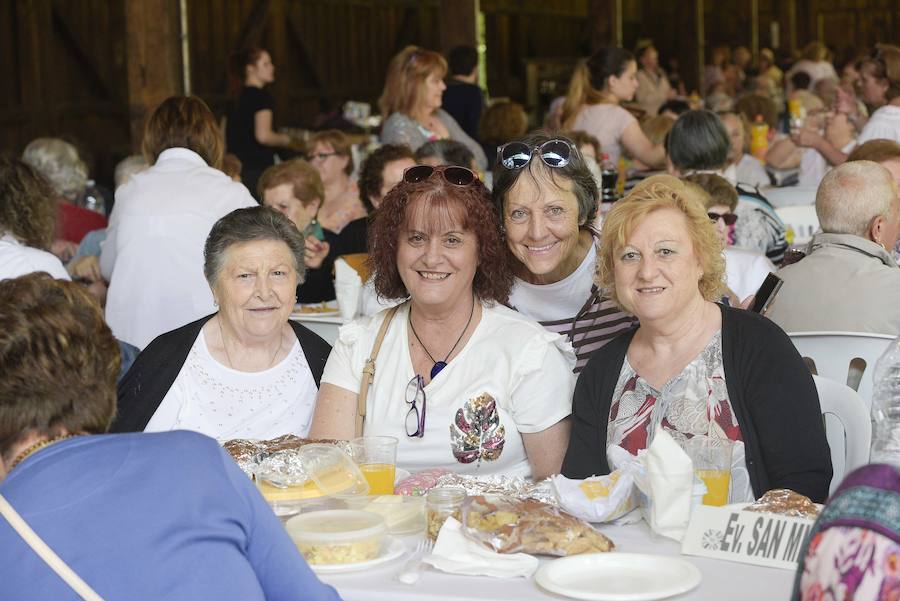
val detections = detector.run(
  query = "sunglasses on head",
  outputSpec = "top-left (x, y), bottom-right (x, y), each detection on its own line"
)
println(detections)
top-left (708, 212), bottom-right (738, 225)
top-left (497, 139), bottom-right (578, 170)
top-left (403, 164), bottom-right (477, 186)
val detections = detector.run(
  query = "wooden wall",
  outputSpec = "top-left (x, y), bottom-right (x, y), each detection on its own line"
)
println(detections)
top-left (4, 0), bottom-right (900, 188)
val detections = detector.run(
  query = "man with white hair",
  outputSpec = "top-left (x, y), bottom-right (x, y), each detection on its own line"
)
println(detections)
top-left (767, 160), bottom-right (900, 334)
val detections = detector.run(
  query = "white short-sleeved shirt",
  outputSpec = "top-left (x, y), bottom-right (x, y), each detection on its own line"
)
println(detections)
top-left (0, 234), bottom-right (70, 282)
top-left (100, 148), bottom-right (256, 349)
top-left (570, 104), bottom-right (637, 164)
top-left (321, 302), bottom-right (576, 478)
top-left (144, 330), bottom-right (319, 441)
top-left (858, 105), bottom-right (900, 145)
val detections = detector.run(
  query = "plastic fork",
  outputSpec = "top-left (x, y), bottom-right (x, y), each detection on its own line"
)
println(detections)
top-left (396, 538), bottom-right (434, 585)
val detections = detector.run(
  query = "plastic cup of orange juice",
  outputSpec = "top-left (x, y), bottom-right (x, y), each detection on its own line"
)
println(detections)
top-left (686, 436), bottom-right (734, 506)
top-left (349, 436), bottom-right (398, 495)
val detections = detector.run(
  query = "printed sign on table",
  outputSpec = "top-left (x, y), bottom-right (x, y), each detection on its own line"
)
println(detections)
top-left (681, 505), bottom-right (815, 570)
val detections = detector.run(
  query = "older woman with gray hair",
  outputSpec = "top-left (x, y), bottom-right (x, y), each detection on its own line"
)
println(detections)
top-left (21, 137), bottom-right (107, 259)
top-left (767, 160), bottom-right (900, 334)
top-left (112, 206), bottom-right (332, 439)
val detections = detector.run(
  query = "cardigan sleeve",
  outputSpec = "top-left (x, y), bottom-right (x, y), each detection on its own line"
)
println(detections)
top-left (726, 308), bottom-right (833, 502)
top-left (289, 322), bottom-right (332, 387)
top-left (561, 333), bottom-right (632, 478)
top-left (112, 317), bottom-right (208, 433)
top-left (380, 113), bottom-right (425, 151)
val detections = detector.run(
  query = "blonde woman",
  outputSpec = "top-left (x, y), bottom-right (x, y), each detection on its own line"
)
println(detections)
top-left (379, 45), bottom-right (487, 171)
top-left (562, 175), bottom-right (831, 503)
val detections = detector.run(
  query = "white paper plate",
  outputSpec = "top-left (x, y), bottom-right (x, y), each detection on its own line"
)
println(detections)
top-left (310, 537), bottom-right (406, 574)
top-left (534, 553), bottom-right (702, 601)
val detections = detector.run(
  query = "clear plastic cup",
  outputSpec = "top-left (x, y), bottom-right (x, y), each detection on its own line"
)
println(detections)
top-left (686, 436), bottom-right (734, 506)
top-left (349, 436), bottom-right (398, 495)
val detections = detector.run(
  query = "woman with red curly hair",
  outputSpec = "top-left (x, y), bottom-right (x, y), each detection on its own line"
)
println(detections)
top-left (310, 165), bottom-right (574, 480)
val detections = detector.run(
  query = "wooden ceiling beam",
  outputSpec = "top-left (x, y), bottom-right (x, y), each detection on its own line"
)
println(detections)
top-left (50, 3), bottom-right (119, 103)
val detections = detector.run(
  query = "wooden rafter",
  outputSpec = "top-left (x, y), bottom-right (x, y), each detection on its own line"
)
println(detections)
top-left (285, 10), bottom-right (328, 112)
top-left (51, 3), bottom-right (118, 102)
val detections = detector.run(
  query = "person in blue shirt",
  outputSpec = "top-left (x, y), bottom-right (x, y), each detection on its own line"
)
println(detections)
top-left (0, 273), bottom-right (342, 601)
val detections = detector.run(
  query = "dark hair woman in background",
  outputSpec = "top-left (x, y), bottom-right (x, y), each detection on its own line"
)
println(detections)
top-left (225, 47), bottom-right (291, 199)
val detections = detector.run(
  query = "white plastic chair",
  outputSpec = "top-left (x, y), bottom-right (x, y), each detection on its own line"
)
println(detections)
top-left (774, 204), bottom-right (820, 245)
top-left (763, 185), bottom-right (818, 208)
top-left (813, 375), bottom-right (871, 495)
top-left (789, 331), bottom-right (895, 408)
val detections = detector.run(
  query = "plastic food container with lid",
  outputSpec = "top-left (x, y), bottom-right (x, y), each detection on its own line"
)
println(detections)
top-left (255, 444), bottom-right (369, 518)
top-left (286, 509), bottom-right (387, 565)
top-left (344, 494), bottom-right (426, 535)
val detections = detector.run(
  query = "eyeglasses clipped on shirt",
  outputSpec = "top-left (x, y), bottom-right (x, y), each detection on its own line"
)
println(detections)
top-left (405, 375), bottom-right (426, 438)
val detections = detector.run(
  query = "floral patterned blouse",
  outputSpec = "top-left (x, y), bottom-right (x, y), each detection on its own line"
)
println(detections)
top-left (606, 330), bottom-right (754, 503)
top-left (798, 527), bottom-right (900, 600)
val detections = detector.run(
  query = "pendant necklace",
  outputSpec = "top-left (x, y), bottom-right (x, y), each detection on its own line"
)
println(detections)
top-left (408, 298), bottom-right (476, 379)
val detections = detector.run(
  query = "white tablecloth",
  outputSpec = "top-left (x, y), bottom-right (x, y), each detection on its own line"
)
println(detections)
top-left (319, 521), bottom-right (795, 600)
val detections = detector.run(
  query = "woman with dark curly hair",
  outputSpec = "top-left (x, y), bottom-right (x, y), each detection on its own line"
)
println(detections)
top-left (310, 165), bottom-right (575, 479)
top-left (0, 157), bottom-right (70, 281)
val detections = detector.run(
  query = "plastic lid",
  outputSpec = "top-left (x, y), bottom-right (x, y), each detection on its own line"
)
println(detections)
top-left (286, 509), bottom-right (387, 543)
top-left (256, 444), bottom-right (368, 501)
top-left (301, 444), bottom-right (370, 497)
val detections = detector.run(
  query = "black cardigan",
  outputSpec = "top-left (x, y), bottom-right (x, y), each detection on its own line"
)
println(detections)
top-left (561, 304), bottom-right (833, 503)
top-left (111, 314), bottom-right (332, 433)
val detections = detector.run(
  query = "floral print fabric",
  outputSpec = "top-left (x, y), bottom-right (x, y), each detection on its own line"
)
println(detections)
top-left (607, 330), bottom-right (753, 503)
top-left (798, 527), bottom-right (900, 600)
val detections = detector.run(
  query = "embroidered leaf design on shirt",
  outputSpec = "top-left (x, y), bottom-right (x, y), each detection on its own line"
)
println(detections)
top-left (450, 393), bottom-right (506, 464)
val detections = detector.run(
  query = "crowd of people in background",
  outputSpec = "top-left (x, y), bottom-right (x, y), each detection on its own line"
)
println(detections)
top-left (4, 37), bottom-right (900, 599)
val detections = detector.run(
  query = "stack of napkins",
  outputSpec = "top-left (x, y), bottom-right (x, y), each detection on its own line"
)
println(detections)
top-left (637, 426), bottom-right (695, 541)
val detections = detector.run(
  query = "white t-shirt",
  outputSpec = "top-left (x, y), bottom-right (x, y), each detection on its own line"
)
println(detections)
top-left (100, 148), bottom-right (256, 349)
top-left (858, 105), bottom-right (900, 145)
top-left (798, 141), bottom-right (856, 188)
top-left (144, 330), bottom-right (319, 441)
top-left (735, 154), bottom-right (770, 189)
top-left (508, 243), bottom-right (597, 322)
top-left (0, 234), bottom-right (70, 281)
top-left (724, 247), bottom-right (776, 300)
top-left (321, 302), bottom-right (576, 478)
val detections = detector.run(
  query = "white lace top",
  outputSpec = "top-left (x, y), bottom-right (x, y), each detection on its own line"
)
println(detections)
top-left (144, 330), bottom-right (319, 441)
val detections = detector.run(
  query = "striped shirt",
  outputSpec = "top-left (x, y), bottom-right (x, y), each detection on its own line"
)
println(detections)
top-left (508, 235), bottom-right (637, 372)
top-left (533, 287), bottom-right (637, 372)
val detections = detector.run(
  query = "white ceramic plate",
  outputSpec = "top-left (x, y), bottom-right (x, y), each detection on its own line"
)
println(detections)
top-left (534, 553), bottom-right (702, 601)
top-left (310, 537), bottom-right (406, 574)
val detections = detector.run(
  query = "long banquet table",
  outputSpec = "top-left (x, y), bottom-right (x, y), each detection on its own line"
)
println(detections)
top-left (318, 520), bottom-right (795, 600)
